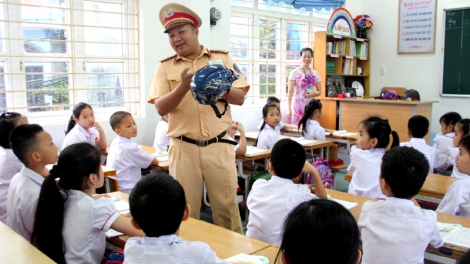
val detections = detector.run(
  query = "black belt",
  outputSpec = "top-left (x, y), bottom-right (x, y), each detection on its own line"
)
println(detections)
top-left (179, 131), bottom-right (237, 147)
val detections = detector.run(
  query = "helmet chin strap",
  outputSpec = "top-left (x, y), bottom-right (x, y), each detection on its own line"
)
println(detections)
top-left (213, 89), bottom-right (231, 118)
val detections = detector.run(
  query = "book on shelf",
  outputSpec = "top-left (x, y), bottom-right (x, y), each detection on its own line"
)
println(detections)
top-left (331, 40), bottom-right (346, 55)
top-left (356, 42), bottom-right (369, 58)
top-left (326, 42), bottom-right (333, 54)
top-left (326, 60), bottom-right (336, 74)
top-left (342, 58), bottom-right (354, 75)
top-left (349, 40), bottom-right (356, 57)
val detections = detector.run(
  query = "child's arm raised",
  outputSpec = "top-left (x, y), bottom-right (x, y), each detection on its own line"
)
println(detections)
top-left (302, 161), bottom-right (327, 199)
top-left (94, 121), bottom-right (108, 151)
top-left (111, 215), bottom-right (145, 237)
top-left (151, 157), bottom-right (159, 166)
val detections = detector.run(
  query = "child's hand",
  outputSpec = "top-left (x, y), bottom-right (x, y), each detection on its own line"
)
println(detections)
top-left (304, 184), bottom-right (316, 193)
top-left (235, 121), bottom-right (245, 133)
top-left (94, 121), bottom-right (103, 132)
top-left (324, 182), bottom-right (331, 189)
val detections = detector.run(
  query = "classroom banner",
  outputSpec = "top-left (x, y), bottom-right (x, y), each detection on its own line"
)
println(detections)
top-left (398, 0), bottom-right (437, 54)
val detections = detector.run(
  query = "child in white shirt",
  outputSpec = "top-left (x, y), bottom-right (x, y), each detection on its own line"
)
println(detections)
top-left (297, 99), bottom-right (325, 140)
top-left (359, 146), bottom-right (443, 264)
top-left (449, 119), bottom-right (470, 181)
top-left (31, 143), bottom-right (143, 264)
top-left (124, 173), bottom-right (232, 264)
top-left (434, 112), bottom-right (461, 155)
top-left (277, 199), bottom-right (362, 264)
top-left (255, 103), bottom-right (296, 149)
top-left (0, 112), bottom-right (28, 224)
top-left (400, 115), bottom-right (450, 172)
top-left (153, 114), bottom-right (170, 151)
top-left (348, 116), bottom-right (400, 199)
top-left (257, 97), bottom-right (281, 130)
top-left (246, 139), bottom-right (327, 246)
top-left (437, 135), bottom-right (470, 217)
top-left (107, 111), bottom-right (159, 194)
top-left (7, 124), bottom-right (58, 240)
top-left (62, 102), bottom-right (107, 151)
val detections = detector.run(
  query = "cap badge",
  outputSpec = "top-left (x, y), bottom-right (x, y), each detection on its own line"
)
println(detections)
top-left (165, 7), bottom-right (174, 18)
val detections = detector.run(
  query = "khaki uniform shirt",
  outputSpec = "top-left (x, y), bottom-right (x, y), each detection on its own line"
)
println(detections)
top-left (148, 46), bottom-right (250, 140)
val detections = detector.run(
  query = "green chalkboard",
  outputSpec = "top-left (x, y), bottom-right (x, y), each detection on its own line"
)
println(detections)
top-left (442, 8), bottom-right (470, 96)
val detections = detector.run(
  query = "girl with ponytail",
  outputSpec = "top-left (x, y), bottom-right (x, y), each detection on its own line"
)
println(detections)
top-left (347, 116), bottom-right (399, 199)
top-left (297, 100), bottom-right (325, 140)
top-left (255, 103), bottom-right (296, 149)
top-left (61, 102), bottom-right (107, 151)
top-left (31, 143), bottom-right (143, 264)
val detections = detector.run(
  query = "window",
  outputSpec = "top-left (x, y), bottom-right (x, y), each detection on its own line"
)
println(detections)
top-left (231, 0), bottom-right (333, 104)
top-left (0, 0), bottom-right (139, 121)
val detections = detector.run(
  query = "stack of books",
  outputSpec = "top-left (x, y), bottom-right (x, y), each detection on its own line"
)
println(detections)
top-left (342, 58), bottom-right (354, 74)
top-left (356, 42), bottom-right (369, 58)
top-left (349, 40), bottom-right (356, 57)
top-left (334, 40), bottom-right (347, 55)
top-left (326, 42), bottom-right (333, 54)
top-left (326, 60), bottom-right (336, 74)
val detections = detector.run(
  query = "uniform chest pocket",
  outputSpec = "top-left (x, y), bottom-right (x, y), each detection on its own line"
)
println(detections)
top-left (167, 74), bottom-right (190, 97)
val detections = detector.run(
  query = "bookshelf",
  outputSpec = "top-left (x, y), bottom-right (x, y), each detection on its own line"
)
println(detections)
top-left (313, 31), bottom-right (371, 129)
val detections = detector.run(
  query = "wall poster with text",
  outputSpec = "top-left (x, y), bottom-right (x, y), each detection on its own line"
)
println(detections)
top-left (398, 0), bottom-right (437, 54)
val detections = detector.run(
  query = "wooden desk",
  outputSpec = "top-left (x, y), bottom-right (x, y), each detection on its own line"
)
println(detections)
top-left (0, 221), bottom-right (55, 263)
top-left (344, 173), bottom-right (453, 200)
top-left (327, 189), bottom-right (470, 259)
top-left (318, 97), bottom-right (438, 143)
top-left (250, 245), bottom-right (280, 263)
top-left (106, 192), bottom-right (270, 259)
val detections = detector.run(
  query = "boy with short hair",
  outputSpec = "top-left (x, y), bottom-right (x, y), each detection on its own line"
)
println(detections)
top-left (246, 139), bottom-right (327, 246)
top-left (358, 147), bottom-right (443, 264)
top-left (7, 124), bottom-right (58, 240)
top-left (125, 173), bottom-right (232, 264)
top-left (107, 111), bottom-right (159, 194)
top-left (400, 115), bottom-right (449, 172)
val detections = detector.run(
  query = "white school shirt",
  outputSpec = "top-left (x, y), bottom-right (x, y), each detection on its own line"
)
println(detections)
top-left (7, 166), bottom-right (44, 240)
top-left (62, 125), bottom-right (99, 151)
top-left (256, 121), bottom-right (285, 149)
top-left (124, 234), bottom-right (230, 264)
top-left (106, 136), bottom-right (154, 193)
top-left (358, 197), bottom-right (443, 264)
top-left (63, 189), bottom-right (119, 264)
top-left (303, 120), bottom-right (325, 140)
top-left (433, 132), bottom-right (455, 155)
top-left (449, 147), bottom-right (469, 181)
top-left (437, 176), bottom-right (470, 217)
top-left (348, 146), bottom-right (386, 199)
top-left (153, 120), bottom-right (170, 151)
top-left (400, 138), bottom-right (450, 173)
top-left (0, 148), bottom-right (24, 224)
top-left (246, 176), bottom-right (318, 246)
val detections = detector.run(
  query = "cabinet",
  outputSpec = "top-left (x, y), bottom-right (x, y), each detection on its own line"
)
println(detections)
top-left (313, 31), bottom-right (371, 129)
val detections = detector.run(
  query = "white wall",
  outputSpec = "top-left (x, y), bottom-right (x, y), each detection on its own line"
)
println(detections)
top-left (210, 0), bottom-right (232, 50)
top-left (360, 0), bottom-right (470, 133)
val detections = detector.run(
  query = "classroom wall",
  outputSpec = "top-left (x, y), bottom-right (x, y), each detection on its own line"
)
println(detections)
top-left (360, 0), bottom-right (470, 133)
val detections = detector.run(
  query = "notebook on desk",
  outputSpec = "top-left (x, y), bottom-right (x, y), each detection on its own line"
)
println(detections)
top-left (244, 146), bottom-right (269, 157)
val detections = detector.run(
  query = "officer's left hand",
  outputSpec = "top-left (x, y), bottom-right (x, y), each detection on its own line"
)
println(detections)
top-left (180, 67), bottom-right (195, 89)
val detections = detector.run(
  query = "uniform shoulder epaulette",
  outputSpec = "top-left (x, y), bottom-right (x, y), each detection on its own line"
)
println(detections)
top-left (210, 49), bottom-right (229, 54)
top-left (160, 54), bottom-right (177, 63)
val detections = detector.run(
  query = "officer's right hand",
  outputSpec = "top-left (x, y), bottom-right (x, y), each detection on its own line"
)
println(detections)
top-left (180, 67), bottom-right (195, 89)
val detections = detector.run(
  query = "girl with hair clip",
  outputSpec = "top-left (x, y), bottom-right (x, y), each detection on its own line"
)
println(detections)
top-left (276, 199), bottom-right (362, 264)
top-left (30, 143), bottom-right (143, 264)
top-left (255, 104), bottom-right (296, 149)
top-left (348, 116), bottom-right (399, 199)
top-left (297, 100), bottom-right (325, 140)
top-left (287, 47), bottom-right (321, 125)
top-left (449, 119), bottom-right (470, 181)
top-left (0, 111), bottom-right (28, 223)
top-left (61, 102), bottom-right (107, 151)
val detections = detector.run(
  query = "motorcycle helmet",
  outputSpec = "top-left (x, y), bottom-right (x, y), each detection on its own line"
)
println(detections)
top-left (190, 64), bottom-right (239, 118)
top-left (403, 89), bottom-right (420, 101)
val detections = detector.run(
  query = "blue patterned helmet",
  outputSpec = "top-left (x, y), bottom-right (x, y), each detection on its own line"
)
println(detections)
top-left (190, 64), bottom-right (239, 118)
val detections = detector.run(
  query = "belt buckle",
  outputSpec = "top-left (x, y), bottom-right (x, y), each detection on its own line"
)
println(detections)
top-left (196, 140), bottom-right (209, 147)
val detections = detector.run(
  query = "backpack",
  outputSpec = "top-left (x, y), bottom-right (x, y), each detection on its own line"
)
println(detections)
top-left (103, 249), bottom-right (124, 264)
top-left (248, 164), bottom-right (272, 192)
top-left (306, 158), bottom-right (334, 189)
